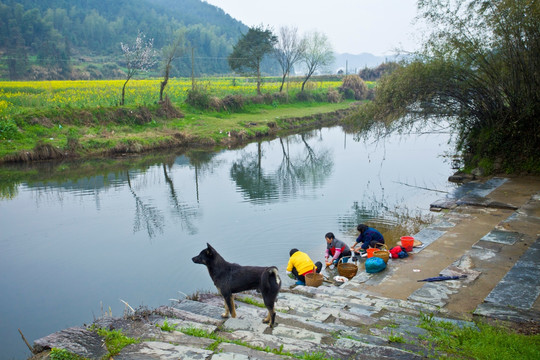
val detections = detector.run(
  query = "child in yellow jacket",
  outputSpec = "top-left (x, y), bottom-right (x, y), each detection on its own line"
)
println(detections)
top-left (287, 249), bottom-right (322, 285)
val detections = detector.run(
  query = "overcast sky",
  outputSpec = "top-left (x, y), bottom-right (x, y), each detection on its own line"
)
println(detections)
top-left (204, 0), bottom-right (421, 56)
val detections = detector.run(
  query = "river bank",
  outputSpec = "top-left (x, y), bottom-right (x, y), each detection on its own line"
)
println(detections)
top-left (0, 101), bottom-right (357, 164)
top-left (26, 175), bottom-right (540, 359)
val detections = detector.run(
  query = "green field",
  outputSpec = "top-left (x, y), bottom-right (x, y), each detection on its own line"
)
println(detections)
top-left (0, 76), bottom-right (364, 162)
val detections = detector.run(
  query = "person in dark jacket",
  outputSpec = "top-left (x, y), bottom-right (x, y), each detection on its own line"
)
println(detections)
top-left (352, 224), bottom-right (385, 254)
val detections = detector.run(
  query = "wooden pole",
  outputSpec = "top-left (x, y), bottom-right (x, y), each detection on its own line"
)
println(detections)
top-left (18, 328), bottom-right (34, 354)
top-left (191, 47), bottom-right (195, 90)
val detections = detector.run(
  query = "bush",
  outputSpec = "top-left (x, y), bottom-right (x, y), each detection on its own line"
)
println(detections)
top-left (0, 118), bottom-right (20, 140)
top-left (295, 91), bottom-right (314, 102)
top-left (272, 91), bottom-right (289, 104)
top-left (185, 88), bottom-right (211, 109)
top-left (359, 62), bottom-right (400, 81)
top-left (366, 88), bottom-right (376, 101)
top-left (208, 96), bottom-right (224, 111)
top-left (250, 93), bottom-right (274, 105)
top-left (312, 90), bottom-right (326, 102)
top-left (263, 93), bottom-right (274, 105)
top-left (222, 94), bottom-right (245, 112)
top-left (326, 88), bottom-right (342, 103)
top-left (339, 75), bottom-right (368, 100)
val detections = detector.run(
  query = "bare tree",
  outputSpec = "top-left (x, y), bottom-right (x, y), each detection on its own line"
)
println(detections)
top-left (274, 26), bottom-right (305, 92)
top-left (120, 31), bottom-right (157, 105)
top-left (160, 30), bottom-right (185, 102)
top-left (300, 31), bottom-right (335, 91)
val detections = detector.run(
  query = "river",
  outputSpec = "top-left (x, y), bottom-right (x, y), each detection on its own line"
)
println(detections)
top-left (0, 124), bottom-right (456, 359)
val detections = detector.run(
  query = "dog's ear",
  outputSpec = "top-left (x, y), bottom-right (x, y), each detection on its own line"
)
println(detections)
top-left (206, 243), bottom-right (214, 256)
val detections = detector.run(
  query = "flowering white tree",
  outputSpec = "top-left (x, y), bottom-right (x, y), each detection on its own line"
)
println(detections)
top-left (120, 31), bottom-right (157, 105)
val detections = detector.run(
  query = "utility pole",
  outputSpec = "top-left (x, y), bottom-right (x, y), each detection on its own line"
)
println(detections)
top-left (191, 47), bottom-right (195, 90)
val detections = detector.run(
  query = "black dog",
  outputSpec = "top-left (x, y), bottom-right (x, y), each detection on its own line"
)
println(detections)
top-left (192, 243), bottom-right (281, 327)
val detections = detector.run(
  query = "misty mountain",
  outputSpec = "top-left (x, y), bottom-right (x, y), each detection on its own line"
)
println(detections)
top-left (332, 53), bottom-right (400, 74)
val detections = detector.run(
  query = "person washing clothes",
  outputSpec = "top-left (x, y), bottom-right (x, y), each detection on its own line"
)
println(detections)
top-left (324, 232), bottom-right (351, 266)
top-left (351, 224), bottom-right (385, 257)
top-left (286, 249), bottom-right (322, 286)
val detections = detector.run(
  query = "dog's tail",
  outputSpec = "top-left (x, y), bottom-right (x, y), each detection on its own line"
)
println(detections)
top-left (261, 267), bottom-right (281, 299)
top-left (261, 267), bottom-right (281, 325)
top-left (263, 266), bottom-right (281, 289)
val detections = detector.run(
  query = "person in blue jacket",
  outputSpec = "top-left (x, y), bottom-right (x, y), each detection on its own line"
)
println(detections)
top-left (352, 224), bottom-right (385, 254)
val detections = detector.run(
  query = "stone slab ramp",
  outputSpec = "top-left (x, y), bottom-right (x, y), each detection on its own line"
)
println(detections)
top-left (474, 236), bottom-right (540, 323)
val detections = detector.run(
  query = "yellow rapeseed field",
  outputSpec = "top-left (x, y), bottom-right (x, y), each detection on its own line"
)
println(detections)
top-left (0, 77), bottom-right (345, 116)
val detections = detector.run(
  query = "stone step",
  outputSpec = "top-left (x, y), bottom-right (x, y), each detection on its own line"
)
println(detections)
top-left (191, 291), bottom-right (433, 358)
top-left (115, 341), bottom-right (213, 360)
top-left (483, 236), bottom-right (540, 308)
top-left (30, 282), bottom-right (452, 359)
top-left (474, 236), bottom-right (540, 322)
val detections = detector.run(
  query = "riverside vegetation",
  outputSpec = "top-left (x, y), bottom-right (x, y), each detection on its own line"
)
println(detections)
top-left (349, 0), bottom-right (540, 175)
top-left (0, 75), bottom-right (369, 163)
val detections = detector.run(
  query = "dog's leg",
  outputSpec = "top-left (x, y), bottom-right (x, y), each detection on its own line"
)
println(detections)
top-left (262, 300), bottom-right (275, 325)
top-left (270, 310), bottom-right (276, 327)
top-left (223, 294), bottom-right (236, 318)
top-left (263, 311), bottom-right (271, 324)
top-left (222, 297), bottom-right (230, 318)
top-left (229, 295), bottom-right (237, 318)
top-left (261, 267), bottom-right (281, 327)
top-left (263, 309), bottom-right (276, 327)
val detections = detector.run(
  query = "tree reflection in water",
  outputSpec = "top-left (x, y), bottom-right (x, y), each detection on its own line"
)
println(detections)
top-left (231, 131), bottom-right (333, 203)
top-left (230, 142), bottom-right (280, 203)
top-left (161, 150), bottom-right (218, 235)
top-left (126, 170), bottom-right (165, 239)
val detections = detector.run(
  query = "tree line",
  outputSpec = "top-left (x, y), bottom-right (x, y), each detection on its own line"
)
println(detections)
top-left (0, 0), bottom-right (247, 79)
top-left (120, 25), bottom-right (337, 105)
top-left (228, 25), bottom-right (335, 95)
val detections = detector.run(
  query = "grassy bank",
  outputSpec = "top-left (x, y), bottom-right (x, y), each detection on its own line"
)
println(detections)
top-left (0, 77), bottom-right (365, 163)
top-left (0, 98), bottom-right (357, 163)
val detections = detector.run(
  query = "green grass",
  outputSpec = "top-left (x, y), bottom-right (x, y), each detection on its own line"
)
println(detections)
top-left (387, 330), bottom-right (406, 343)
top-left (157, 318), bottom-right (178, 332)
top-left (93, 327), bottom-right (140, 357)
top-left (176, 101), bottom-right (354, 137)
top-left (49, 348), bottom-right (88, 360)
top-left (236, 296), bottom-right (265, 308)
top-left (418, 314), bottom-right (540, 359)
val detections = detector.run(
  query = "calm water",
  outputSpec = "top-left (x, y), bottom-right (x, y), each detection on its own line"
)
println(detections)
top-left (0, 125), bottom-right (456, 359)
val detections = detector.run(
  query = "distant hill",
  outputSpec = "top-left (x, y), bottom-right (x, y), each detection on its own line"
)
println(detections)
top-left (332, 53), bottom-right (400, 74)
top-left (0, 0), bottom-right (248, 79)
top-left (0, 0), bottom-right (399, 81)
